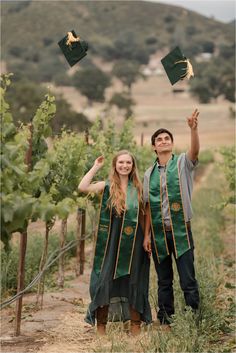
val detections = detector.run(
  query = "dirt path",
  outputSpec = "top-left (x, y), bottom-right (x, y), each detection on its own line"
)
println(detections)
top-left (1, 267), bottom-right (92, 353)
top-left (1, 263), bottom-right (149, 353)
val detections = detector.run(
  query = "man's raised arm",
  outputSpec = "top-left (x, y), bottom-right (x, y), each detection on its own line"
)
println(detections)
top-left (187, 109), bottom-right (200, 162)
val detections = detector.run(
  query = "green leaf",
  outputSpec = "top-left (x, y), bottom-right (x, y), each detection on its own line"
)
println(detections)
top-left (1, 156), bottom-right (26, 176)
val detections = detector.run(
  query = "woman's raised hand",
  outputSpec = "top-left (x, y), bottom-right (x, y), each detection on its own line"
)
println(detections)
top-left (78, 155), bottom-right (105, 193)
top-left (94, 155), bottom-right (105, 169)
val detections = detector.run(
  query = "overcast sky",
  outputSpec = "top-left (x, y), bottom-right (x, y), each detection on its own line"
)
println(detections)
top-left (147, 0), bottom-right (236, 23)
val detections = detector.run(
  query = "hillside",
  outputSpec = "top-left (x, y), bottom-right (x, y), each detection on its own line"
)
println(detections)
top-left (1, 0), bottom-right (235, 147)
top-left (1, 0), bottom-right (234, 82)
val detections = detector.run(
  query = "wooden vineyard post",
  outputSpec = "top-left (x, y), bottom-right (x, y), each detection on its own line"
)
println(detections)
top-left (80, 209), bottom-right (86, 274)
top-left (75, 129), bottom-right (89, 276)
top-left (36, 221), bottom-right (53, 308)
top-left (15, 230), bottom-right (28, 336)
top-left (75, 208), bottom-right (82, 276)
top-left (14, 123), bottom-right (33, 336)
top-left (140, 132), bottom-right (144, 146)
top-left (75, 208), bottom-right (86, 276)
top-left (57, 218), bottom-right (67, 288)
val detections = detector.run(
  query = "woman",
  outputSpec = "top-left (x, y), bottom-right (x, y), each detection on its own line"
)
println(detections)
top-left (78, 150), bottom-right (152, 336)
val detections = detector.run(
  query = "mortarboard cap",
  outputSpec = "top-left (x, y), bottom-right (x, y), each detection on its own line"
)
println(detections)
top-left (161, 46), bottom-right (194, 85)
top-left (58, 30), bottom-right (88, 67)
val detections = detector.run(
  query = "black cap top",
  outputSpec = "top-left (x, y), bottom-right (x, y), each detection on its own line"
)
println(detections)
top-left (58, 30), bottom-right (88, 67)
top-left (161, 46), bottom-right (194, 85)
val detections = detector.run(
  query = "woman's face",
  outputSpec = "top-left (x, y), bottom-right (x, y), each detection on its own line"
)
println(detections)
top-left (115, 154), bottom-right (133, 177)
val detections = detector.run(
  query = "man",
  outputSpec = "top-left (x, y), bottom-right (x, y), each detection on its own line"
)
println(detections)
top-left (143, 109), bottom-right (200, 326)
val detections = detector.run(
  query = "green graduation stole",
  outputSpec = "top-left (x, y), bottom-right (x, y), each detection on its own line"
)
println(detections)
top-left (93, 181), bottom-right (139, 279)
top-left (149, 155), bottom-right (190, 263)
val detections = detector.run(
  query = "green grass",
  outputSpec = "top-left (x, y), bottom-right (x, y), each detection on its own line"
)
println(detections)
top-left (199, 149), bottom-right (215, 165)
top-left (1, 230), bottom-right (77, 297)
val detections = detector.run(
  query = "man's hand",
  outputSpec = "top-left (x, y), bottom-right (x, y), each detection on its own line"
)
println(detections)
top-left (187, 109), bottom-right (199, 130)
top-left (187, 109), bottom-right (200, 161)
top-left (143, 235), bottom-right (152, 257)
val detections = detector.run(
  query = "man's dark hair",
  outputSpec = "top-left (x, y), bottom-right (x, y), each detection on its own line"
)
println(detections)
top-left (151, 128), bottom-right (174, 145)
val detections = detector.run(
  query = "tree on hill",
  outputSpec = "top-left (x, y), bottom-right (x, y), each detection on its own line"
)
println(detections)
top-left (109, 92), bottom-right (135, 119)
top-left (189, 79), bottom-right (212, 104)
top-left (5, 78), bottom-right (91, 132)
top-left (99, 33), bottom-right (151, 65)
top-left (112, 60), bottom-right (144, 94)
top-left (53, 98), bottom-right (91, 133)
top-left (6, 79), bottom-right (47, 122)
top-left (73, 66), bottom-right (111, 105)
top-left (190, 49), bottom-right (235, 104)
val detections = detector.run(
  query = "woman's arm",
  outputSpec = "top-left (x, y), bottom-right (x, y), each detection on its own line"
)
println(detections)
top-left (143, 203), bottom-right (151, 256)
top-left (78, 156), bottom-right (105, 194)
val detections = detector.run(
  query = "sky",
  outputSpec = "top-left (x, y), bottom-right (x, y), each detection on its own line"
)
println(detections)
top-left (2, 0), bottom-right (235, 22)
top-left (147, 0), bottom-right (236, 23)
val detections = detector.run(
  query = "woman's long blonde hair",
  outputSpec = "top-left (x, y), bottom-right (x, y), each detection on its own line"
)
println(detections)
top-left (108, 150), bottom-right (142, 215)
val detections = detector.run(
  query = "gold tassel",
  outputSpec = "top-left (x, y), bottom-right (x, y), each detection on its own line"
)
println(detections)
top-left (175, 59), bottom-right (194, 80)
top-left (66, 31), bottom-right (80, 47)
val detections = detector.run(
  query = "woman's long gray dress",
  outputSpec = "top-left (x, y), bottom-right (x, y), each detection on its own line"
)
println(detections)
top-left (85, 210), bottom-right (152, 325)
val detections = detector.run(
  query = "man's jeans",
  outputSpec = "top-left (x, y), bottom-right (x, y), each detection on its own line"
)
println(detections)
top-left (152, 229), bottom-right (199, 324)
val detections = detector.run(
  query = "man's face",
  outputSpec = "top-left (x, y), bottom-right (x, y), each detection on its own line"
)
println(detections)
top-left (152, 133), bottom-right (173, 154)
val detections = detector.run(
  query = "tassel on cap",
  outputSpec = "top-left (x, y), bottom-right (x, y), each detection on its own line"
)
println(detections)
top-left (175, 59), bottom-right (194, 80)
top-left (66, 31), bottom-right (80, 47)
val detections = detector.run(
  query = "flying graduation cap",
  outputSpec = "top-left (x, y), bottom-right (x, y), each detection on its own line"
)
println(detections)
top-left (161, 46), bottom-right (194, 85)
top-left (58, 30), bottom-right (88, 67)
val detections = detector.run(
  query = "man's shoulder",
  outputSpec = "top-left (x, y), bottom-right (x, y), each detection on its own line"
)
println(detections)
top-left (177, 152), bottom-right (198, 170)
top-left (144, 165), bottom-right (154, 178)
top-left (176, 152), bottom-right (186, 164)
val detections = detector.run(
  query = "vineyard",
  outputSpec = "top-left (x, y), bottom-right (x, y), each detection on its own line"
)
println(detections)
top-left (1, 73), bottom-right (235, 352)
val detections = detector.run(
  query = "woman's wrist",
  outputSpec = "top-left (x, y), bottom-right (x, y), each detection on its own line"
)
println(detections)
top-left (92, 164), bottom-right (101, 173)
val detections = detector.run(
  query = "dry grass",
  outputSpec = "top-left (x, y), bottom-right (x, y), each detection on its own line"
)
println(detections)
top-left (53, 75), bottom-right (235, 151)
top-left (38, 308), bottom-right (167, 353)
